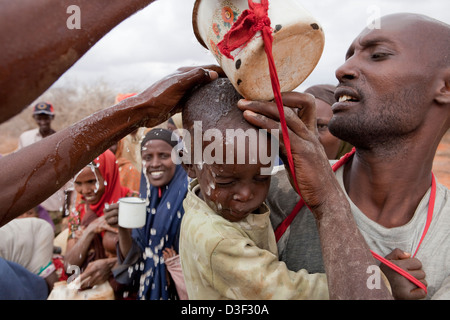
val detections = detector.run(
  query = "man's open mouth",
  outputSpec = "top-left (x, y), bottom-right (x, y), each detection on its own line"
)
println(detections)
top-left (338, 94), bottom-right (359, 102)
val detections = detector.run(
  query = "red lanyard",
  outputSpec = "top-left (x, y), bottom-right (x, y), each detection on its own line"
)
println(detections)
top-left (275, 148), bottom-right (435, 293)
top-left (218, 0), bottom-right (301, 195)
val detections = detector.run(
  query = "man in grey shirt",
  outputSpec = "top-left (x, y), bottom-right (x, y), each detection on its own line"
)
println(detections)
top-left (240, 13), bottom-right (450, 300)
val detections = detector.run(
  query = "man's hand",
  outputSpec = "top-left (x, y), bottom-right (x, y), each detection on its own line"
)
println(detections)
top-left (238, 92), bottom-right (333, 211)
top-left (130, 66), bottom-right (220, 128)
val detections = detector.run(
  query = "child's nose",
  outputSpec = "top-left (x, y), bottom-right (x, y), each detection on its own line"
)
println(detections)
top-left (233, 186), bottom-right (254, 202)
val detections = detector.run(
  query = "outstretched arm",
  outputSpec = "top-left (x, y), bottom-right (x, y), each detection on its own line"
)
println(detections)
top-left (0, 0), bottom-right (156, 123)
top-left (0, 67), bottom-right (218, 227)
top-left (239, 93), bottom-right (393, 300)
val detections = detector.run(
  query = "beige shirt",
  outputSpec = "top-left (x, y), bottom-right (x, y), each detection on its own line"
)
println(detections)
top-left (179, 180), bottom-right (329, 300)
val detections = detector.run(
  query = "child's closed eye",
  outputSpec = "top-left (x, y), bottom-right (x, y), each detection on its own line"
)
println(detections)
top-left (254, 175), bottom-right (270, 183)
top-left (215, 180), bottom-right (235, 187)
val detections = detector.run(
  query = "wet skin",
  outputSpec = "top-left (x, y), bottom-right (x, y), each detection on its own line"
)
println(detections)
top-left (74, 166), bottom-right (106, 205)
top-left (192, 132), bottom-right (273, 223)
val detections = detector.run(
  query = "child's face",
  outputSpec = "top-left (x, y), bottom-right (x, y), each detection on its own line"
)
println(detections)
top-left (193, 136), bottom-right (272, 222)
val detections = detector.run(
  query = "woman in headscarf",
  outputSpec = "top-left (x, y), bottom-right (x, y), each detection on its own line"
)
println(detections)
top-left (107, 128), bottom-right (189, 300)
top-left (65, 149), bottom-right (138, 298)
top-left (305, 84), bottom-right (353, 160)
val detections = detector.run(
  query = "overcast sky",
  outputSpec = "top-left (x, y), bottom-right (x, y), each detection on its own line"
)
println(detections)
top-left (53, 0), bottom-right (450, 93)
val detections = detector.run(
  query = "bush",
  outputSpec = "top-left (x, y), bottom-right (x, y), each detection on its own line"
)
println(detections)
top-left (0, 80), bottom-right (135, 155)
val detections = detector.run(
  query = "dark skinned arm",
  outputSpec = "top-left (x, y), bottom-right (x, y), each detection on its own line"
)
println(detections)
top-left (0, 67), bottom-right (218, 227)
top-left (0, 0), bottom-right (157, 123)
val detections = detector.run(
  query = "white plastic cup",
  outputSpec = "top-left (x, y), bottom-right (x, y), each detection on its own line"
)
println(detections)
top-left (118, 197), bottom-right (147, 229)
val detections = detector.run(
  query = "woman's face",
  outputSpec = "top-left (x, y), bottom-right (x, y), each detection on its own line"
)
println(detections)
top-left (142, 140), bottom-right (177, 187)
top-left (74, 165), bottom-right (105, 204)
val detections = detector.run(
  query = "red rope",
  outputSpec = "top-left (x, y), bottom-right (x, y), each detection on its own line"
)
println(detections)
top-left (218, 0), bottom-right (300, 194)
top-left (274, 148), bottom-right (356, 241)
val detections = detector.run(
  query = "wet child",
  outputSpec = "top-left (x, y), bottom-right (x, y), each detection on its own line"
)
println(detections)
top-left (178, 78), bottom-right (329, 300)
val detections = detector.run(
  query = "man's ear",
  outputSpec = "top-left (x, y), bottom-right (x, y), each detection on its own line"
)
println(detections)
top-left (435, 68), bottom-right (450, 105)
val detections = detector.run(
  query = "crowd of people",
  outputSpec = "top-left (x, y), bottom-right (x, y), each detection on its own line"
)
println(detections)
top-left (0, 0), bottom-right (449, 301)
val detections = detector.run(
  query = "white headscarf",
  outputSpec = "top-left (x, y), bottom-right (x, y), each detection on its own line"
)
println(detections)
top-left (0, 218), bottom-right (54, 276)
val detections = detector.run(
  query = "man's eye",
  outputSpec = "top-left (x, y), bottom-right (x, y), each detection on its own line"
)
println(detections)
top-left (371, 52), bottom-right (389, 60)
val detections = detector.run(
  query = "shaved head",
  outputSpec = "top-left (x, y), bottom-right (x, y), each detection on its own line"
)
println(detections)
top-left (369, 13), bottom-right (450, 68)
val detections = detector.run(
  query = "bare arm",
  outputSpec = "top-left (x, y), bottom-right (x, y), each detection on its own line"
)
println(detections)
top-left (0, 0), bottom-right (156, 123)
top-left (65, 216), bottom-right (116, 268)
top-left (238, 93), bottom-right (393, 300)
top-left (0, 67), bottom-right (218, 226)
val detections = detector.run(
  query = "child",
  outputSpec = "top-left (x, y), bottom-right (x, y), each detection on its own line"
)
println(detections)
top-left (178, 78), bottom-right (328, 300)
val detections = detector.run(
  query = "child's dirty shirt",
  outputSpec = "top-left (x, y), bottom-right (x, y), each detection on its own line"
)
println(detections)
top-left (179, 179), bottom-right (329, 300)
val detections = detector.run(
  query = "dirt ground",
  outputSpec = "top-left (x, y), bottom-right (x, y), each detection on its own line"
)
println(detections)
top-left (433, 130), bottom-right (450, 188)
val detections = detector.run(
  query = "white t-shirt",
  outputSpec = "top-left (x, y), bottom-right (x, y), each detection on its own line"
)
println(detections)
top-left (335, 166), bottom-right (450, 299)
top-left (268, 164), bottom-right (450, 300)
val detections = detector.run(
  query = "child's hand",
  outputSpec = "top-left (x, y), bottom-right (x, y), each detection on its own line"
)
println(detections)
top-left (163, 247), bottom-right (177, 260)
top-left (380, 248), bottom-right (427, 300)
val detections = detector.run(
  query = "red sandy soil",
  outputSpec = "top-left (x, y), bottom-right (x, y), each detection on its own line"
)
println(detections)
top-left (433, 131), bottom-right (450, 188)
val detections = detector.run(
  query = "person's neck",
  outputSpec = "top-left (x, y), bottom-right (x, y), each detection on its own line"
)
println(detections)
top-left (343, 141), bottom-right (436, 228)
top-left (39, 128), bottom-right (55, 138)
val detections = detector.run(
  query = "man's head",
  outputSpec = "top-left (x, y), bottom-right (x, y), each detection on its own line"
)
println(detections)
top-left (33, 102), bottom-right (55, 136)
top-left (181, 78), bottom-right (274, 222)
top-left (330, 13), bottom-right (450, 151)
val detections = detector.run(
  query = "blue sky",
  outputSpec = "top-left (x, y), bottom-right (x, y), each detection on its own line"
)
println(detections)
top-left (53, 0), bottom-right (450, 93)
